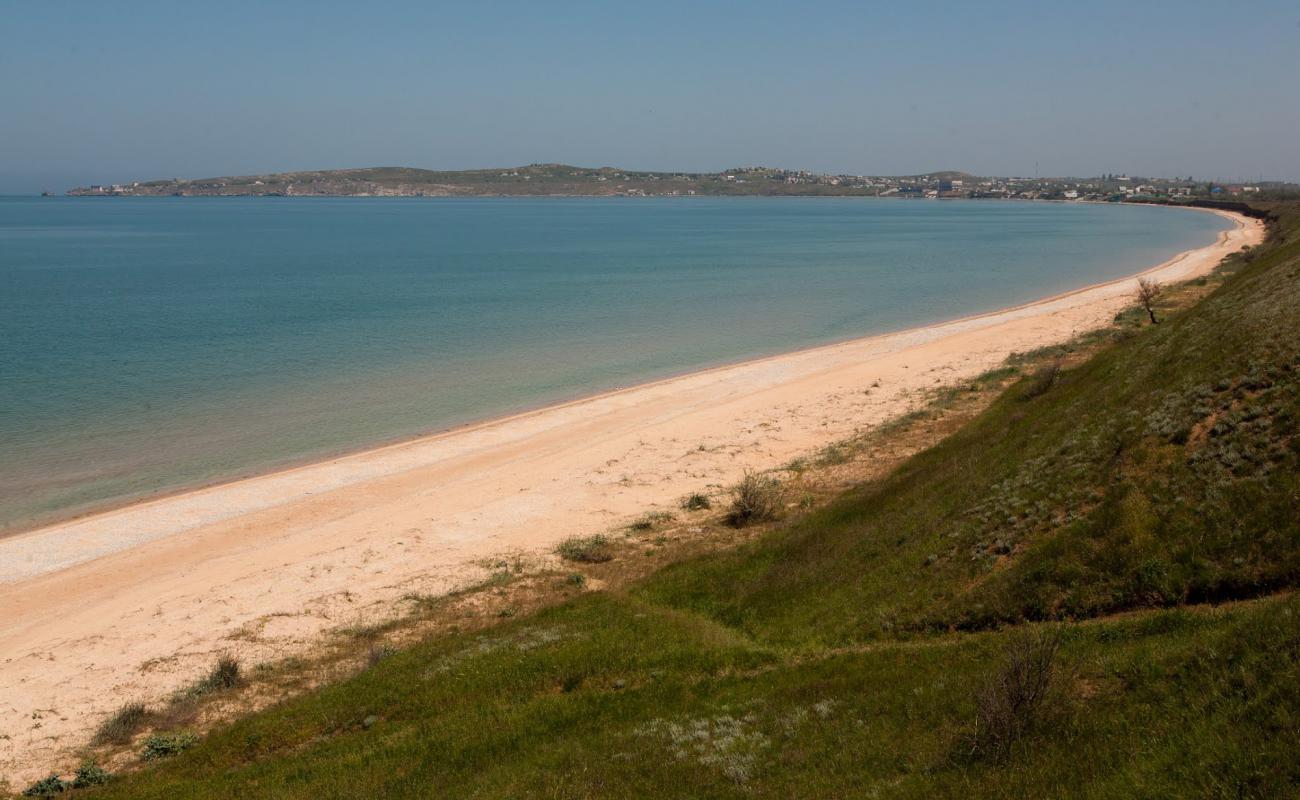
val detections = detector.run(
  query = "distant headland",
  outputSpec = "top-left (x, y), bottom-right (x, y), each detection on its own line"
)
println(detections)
top-left (65, 164), bottom-right (1290, 201)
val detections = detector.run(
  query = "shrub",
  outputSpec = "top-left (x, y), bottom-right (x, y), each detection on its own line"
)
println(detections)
top-left (142, 731), bottom-right (199, 760)
top-left (92, 701), bottom-right (150, 745)
top-left (1136, 276), bottom-right (1163, 324)
top-left (72, 760), bottom-right (111, 788)
top-left (555, 534), bottom-right (614, 563)
top-left (680, 492), bottom-right (712, 511)
top-left (21, 775), bottom-right (67, 797)
top-left (1020, 360), bottom-right (1062, 401)
top-left (972, 628), bottom-right (1062, 758)
top-left (726, 472), bottom-right (784, 527)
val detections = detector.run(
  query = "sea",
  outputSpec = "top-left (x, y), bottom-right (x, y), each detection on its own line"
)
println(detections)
top-left (0, 196), bottom-right (1228, 532)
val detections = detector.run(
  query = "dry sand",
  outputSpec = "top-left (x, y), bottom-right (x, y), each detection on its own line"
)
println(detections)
top-left (0, 208), bottom-right (1262, 783)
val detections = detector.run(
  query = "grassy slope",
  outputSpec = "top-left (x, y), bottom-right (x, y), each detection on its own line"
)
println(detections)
top-left (73, 206), bottom-right (1300, 799)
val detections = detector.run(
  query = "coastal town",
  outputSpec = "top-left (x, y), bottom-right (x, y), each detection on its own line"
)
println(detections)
top-left (66, 164), bottom-right (1296, 200)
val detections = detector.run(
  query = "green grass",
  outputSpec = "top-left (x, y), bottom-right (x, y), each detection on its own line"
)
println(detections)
top-left (58, 203), bottom-right (1300, 799)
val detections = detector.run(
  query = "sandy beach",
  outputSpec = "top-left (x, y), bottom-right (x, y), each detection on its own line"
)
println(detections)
top-left (0, 207), bottom-right (1263, 783)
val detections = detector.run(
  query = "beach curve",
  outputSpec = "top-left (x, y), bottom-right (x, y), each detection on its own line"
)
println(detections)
top-left (0, 206), bottom-right (1263, 783)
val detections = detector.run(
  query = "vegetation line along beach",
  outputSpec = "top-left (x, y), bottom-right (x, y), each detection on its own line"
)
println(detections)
top-left (0, 207), bottom-right (1260, 788)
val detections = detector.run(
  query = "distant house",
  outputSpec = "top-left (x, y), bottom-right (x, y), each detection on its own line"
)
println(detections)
top-left (1063, 190), bottom-right (1079, 199)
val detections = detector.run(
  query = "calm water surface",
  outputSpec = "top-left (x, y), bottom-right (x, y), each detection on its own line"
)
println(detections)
top-left (0, 197), bottom-right (1227, 531)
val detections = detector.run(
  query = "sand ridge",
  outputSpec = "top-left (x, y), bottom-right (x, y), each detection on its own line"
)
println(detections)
top-left (0, 208), bottom-right (1262, 783)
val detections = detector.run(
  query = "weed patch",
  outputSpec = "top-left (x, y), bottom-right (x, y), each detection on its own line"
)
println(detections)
top-left (555, 534), bottom-right (615, 563)
top-left (92, 702), bottom-right (151, 746)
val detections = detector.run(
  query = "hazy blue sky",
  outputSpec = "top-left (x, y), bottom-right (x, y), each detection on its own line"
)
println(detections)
top-left (2, 0), bottom-right (1298, 192)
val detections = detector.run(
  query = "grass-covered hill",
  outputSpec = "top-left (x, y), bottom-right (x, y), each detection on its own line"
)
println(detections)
top-left (64, 164), bottom-right (960, 197)
top-left (32, 205), bottom-right (1300, 798)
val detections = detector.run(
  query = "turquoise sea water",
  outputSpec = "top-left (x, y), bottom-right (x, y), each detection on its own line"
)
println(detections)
top-left (0, 197), bottom-right (1227, 532)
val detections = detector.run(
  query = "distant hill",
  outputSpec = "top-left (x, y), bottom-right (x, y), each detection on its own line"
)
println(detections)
top-left (69, 165), bottom-right (1285, 201)
top-left (66, 164), bottom-right (975, 198)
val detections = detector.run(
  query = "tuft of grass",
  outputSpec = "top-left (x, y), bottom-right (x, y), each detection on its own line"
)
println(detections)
top-left (680, 492), bottom-right (712, 511)
top-left (813, 443), bottom-right (853, 466)
top-left (141, 731), bottom-right (199, 761)
top-left (628, 511), bottom-right (674, 531)
top-left (196, 655), bottom-right (243, 694)
top-left (92, 702), bottom-right (151, 746)
top-left (726, 472), bottom-right (784, 527)
top-left (554, 534), bottom-right (614, 563)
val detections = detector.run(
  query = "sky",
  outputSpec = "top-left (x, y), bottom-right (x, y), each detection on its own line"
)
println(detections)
top-left (2, 0), bottom-right (1299, 193)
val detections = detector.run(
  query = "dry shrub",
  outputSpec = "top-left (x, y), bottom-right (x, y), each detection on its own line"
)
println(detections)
top-left (726, 472), bottom-right (784, 527)
top-left (1020, 360), bottom-right (1062, 401)
top-left (972, 628), bottom-right (1063, 758)
top-left (1136, 277), bottom-right (1163, 324)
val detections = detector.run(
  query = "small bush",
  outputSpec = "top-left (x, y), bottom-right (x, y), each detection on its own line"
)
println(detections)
top-left (21, 775), bottom-right (67, 797)
top-left (1136, 276), bottom-right (1163, 324)
top-left (1020, 360), bottom-right (1062, 401)
top-left (972, 629), bottom-right (1062, 758)
top-left (142, 731), bottom-right (199, 760)
top-left (92, 701), bottom-right (150, 745)
top-left (680, 492), bottom-right (712, 511)
top-left (727, 472), bottom-right (784, 527)
top-left (555, 534), bottom-right (614, 563)
top-left (72, 761), bottom-right (111, 788)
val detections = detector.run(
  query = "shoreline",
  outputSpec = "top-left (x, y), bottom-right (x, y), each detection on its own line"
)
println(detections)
top-left (0, 201), bottom-right (1239, 542)
top-left (0, 208), bottom-right (1263, 784)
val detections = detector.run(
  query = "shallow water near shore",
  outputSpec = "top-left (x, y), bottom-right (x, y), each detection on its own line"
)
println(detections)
top-left (0, 196), bottom-right (1226, 531)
